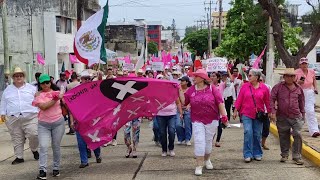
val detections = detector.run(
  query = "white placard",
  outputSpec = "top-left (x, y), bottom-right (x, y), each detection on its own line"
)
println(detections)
top-left (152, 62), bottom-right (164, 71)
top-left (123, 63), bottom-right (135, 71)
top-left (206, 57), bottom-right (227, 72)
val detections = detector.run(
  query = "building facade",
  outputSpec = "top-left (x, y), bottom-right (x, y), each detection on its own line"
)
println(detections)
top-left (212, 11), bottom-right (227, 30)
top-left (0, 0), bottom-right (99, 81)
top-left (147, 21), bottom-right (162, 50)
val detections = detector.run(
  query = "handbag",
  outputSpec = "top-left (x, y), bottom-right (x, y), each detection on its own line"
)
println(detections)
top-left (249, 86), bottom-right (268, 122)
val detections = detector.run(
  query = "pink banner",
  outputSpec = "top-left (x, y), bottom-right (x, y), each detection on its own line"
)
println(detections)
top-left (63, 78), bottom-right (179, 150)
top-left (36, 53), bottom-right (45, 65)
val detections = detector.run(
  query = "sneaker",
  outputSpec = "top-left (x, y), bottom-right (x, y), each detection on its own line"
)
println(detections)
top-left (244, 157), bottom-right (252, 163)
top-left (96, 157), bottom-right (102, 163)
top-left (132, 151), bottom-right (137, 158)
top-left (169, 150), bottom-right (175, 157)
top-left (161, 152), bottom-right (167, 157)
top-left (195, 166), bottom-right (203, 176)
top-left (52, 170), bottom-right (60, 177)
top-left (293, 158), bottom-right (304, 165)
top-left (11, 158), bottom-right (24, 165)
top-left (186, 141), bottom-right (192, 146)
top-left (177, 141), bottom-right (183, 145)
top-left (111, 139), bottom-right (117, 146)
top-left (227, 124), bottom-right (231, 128)
top-left (36, 170), bottom-right (47, 180)
top-left (205, 160), bottom-right (213, 170)
top-left (33, 151), bottom-right (39, 160)
top-left (79, 163), bottom-right (89, 168)
top-left (215, 142), bottom-right (221, 147)
top-left (262, 145), bottom-right (270, 150)
top-left (280, 156), bottom-right (288, 163)
top-left (254, 157), bottom-right (262, 161)
top-left (312, 132), bottom-right (320, 138)
top-left (66, 131), bottom-right (75, 135)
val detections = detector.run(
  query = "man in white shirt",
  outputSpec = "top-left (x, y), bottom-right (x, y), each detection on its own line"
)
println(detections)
top-left (0, 67), bottom-right (39, 165)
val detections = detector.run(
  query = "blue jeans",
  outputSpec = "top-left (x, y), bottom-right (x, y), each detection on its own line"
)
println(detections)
top-left (157, 115), bottom-right (176, 152)
top-left (76, 132), bottom-right (101, 164)
top-left (38, 118), bottom-right (65, 172)
top-left (153, 117), bottom-right (161, 142)
top-left (176, 110), bottom-right (192, 142)
top-left (242, 115), bottom-right (263, 159)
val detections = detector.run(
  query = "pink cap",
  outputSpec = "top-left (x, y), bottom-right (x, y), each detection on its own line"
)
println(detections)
top-left (191, 69), bottom-right (210, 80)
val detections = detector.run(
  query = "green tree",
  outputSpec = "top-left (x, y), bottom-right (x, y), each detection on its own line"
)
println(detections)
top-left (185, 26), bottom-right (197, 37)
top-left (148, 42), bottom-right (158, 55)
top-left (214, 0), bottom-right (268, 61)
top-left (258, 0), bottom-right (320, 68)
top-left (182, 29), bottom-right (219, 56)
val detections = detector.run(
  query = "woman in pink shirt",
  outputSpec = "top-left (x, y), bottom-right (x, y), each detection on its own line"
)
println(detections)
top-left (179, 69), bottom-right (228, 176)
top-left (32, 74), bottom-right (65, 179)
top-left (233, 69), bottom-right (271, 163)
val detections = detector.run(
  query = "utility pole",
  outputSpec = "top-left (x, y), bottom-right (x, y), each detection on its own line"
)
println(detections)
top-left (218, 0), bottom-right (223, 45)
top-left (1, 0), bottom-right (9, 75)
top-left (204, 1), bottom-right (213, 57)
top-left (266, 16), bottom-right (274, 86)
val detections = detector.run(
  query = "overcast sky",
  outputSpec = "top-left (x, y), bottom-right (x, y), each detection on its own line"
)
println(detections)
top-left (99, 0), bottom-right (313, 36)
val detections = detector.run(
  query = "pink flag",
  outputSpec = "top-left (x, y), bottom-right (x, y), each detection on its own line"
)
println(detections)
top-left (161, 51), bottom-right (167, 63)
top-left (253, 46), bottom-right (267, 69)
top-left (69, 54), bottom-right (79, 64)
top-left (36, 53), bottom-right (45, 65)
top-left (124, 55), bottom-right (131, 64)
top-left (63, 78), bottom-right (179, 150)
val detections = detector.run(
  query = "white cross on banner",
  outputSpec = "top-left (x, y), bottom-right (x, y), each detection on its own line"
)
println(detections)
top-left (112, 81), bottom-right (138, 100)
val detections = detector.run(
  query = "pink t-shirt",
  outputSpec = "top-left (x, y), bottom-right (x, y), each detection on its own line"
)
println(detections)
top-left (185, 85), bottom-right (224, 125)
top-left (234, 83), bottom-right (271, 120)
top-left (295, 68), bottom-right (315, 90)
top-left (157, 102), bottom-right (177, 116)
top-left (32, 91), bottom-right (62, 123)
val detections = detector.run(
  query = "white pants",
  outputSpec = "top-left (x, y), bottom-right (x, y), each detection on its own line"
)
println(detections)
top-left (5, 114), bottom-right (39, 159)
top-left (303, 89), bottom-right (319, 136)
top-left (193, 120), bottom-right (219, 156)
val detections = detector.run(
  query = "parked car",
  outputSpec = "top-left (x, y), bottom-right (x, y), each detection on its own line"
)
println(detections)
top-left (308, 63), bottom-right (320, 80)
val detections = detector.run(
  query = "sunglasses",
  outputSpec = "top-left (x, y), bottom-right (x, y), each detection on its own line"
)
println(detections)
top-left (13, 75), bottom-right (24, 78)
top-left (284, 75), bottom-right (295, 77)
top-left (41, 81), bottom-right (51, 85)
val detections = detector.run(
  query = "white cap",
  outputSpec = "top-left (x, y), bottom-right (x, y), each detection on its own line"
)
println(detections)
top-left (137, 69), bottom-right (144, 74)
top-left (172, 66), bottom-right (177, 70)
top-left (146, 67), bottom-right (152, 71)
top-left (156, 74), bottom-right (164, 79)
top-left (80, 70), bottom-right (91, 77)
top-left (165, 66), bottom-right (170, 70)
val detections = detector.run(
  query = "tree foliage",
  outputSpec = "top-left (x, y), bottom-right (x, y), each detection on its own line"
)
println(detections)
top-left (258, 0), bottom-right (320, 68)
top-left (185, 26), bottom-right (197, 37)
top-left (148, 42), bottom-right (158, 55)
top-left (214, 0), bottom-right (268, 61)
top-left (182, 29), bottom-right (219, 56)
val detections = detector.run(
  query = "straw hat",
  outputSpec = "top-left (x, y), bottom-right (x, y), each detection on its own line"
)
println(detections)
top-left (279, 68), bottom-right (296, 75)
top-left (11, 67), bottom-right (26, 77)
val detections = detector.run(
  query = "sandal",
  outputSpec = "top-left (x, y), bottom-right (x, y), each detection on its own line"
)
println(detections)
top-left (125, 146), bottom-right (132, 158)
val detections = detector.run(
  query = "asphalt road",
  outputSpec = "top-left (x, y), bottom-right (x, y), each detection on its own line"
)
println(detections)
top-left (0, 121), bottom-right (320, 180)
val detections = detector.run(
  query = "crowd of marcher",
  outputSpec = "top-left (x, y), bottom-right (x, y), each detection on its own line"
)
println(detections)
top-left (0, 57), bottom-right (318, 178)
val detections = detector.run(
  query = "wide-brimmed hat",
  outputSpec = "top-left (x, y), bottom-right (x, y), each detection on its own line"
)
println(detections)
top-left (299, 57), bottom-right (308, 64)
top-left (191, 69), bottom-right (210, 80)
top-left (11, 67), bottom-right (26, 77)
top-left (172, 71), bottom-right (181, 75)
top-left (279, 68), bottom-right (296, 75)
top-left (137, 69), bottom-right (144, 74)
top-left (80, 70), bottom-right (91, 77)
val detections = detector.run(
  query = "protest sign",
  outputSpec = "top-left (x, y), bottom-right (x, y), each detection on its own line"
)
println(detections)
top-left (152, 62), bottom-right (164, 71)
top-left (123, 63), bottom-right (135, 71)
top-left (206, 57), bottom-right (227, 72)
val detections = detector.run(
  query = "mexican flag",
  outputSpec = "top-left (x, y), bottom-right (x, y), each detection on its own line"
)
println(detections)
top-left (74, 1), bottom-right (109, 66)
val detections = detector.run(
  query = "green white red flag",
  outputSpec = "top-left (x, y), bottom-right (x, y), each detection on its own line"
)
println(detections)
top-left (74, 1), bottom-right (109, 66)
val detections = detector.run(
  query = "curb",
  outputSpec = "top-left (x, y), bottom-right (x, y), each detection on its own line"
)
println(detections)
top-left (269, 123), bottom-right (320, 167)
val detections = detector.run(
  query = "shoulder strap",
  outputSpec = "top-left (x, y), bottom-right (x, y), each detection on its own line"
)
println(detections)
top-left (249, 86), bottom-right (258, 112)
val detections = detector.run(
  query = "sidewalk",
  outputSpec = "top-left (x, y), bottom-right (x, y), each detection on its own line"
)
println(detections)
top-left (0, 120), bottom-right (319, 180)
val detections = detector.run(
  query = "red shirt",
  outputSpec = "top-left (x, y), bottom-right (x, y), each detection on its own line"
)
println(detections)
top-left (271, 82), bottom-right (305, 118)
